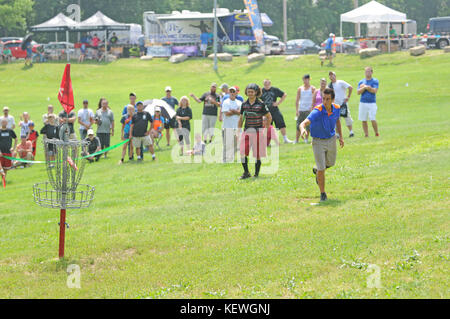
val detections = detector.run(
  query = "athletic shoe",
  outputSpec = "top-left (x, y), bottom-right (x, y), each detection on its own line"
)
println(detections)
top-left (240, 172), bottom-right (251, 180)
top-left (129, 156), bottom-right (134, 161)
top-left (320, 193), bottom-right (328, 202)
top-left (284, 139), bottom-right (294, 144)
top-left (376, 133), bottom-right (380, 137)
top-left (349, 133), bottom-right (354, 138)
top-left (313, 167), bottom-right (318, 185)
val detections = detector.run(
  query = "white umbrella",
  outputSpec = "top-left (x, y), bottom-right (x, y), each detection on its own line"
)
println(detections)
top-left (143, 99), bottom-right (176, 119)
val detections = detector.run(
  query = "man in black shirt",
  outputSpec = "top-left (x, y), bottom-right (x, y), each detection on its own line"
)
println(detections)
top-left (82, 129), bottom-right (102, 163)
top-left (130, 101), bottom-right (155, 161)
top-left (261, 79), bottom-right (293, 144)
top-left (238, 84), bottom-right (272, 179)
top-left (40, 114), bottom-right (59, 162)
top-left (58, 110), bottom-right (77, 140)
top-left (0, 118), bottom-right (18, 178)
top-left (190, 83), bottom-right (221, 144)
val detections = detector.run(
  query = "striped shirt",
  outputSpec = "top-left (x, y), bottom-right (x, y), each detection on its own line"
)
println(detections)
top-left (240, 98), bottom-right (270, 130)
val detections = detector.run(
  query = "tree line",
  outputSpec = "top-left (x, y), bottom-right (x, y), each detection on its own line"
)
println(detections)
top-left (1, 0), bottom-right (449, 42)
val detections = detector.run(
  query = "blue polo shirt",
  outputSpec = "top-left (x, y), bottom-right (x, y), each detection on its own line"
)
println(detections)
top-left (358, 78), bottom-right (379, 103)
top-left (307, 104), bottom-right (341, 139)
top-left (325, 37), bottom-right (333, 50)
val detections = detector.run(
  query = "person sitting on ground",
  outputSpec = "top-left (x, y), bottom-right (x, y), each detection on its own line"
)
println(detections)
top-left (0, 118), bottom-right (18, 179)
top-left (82, 129), bottom-right (102, 163)
top-left (150, 107), bottom-right (166, 141)
top-left (3, 46), bottom-right (12, 64)
top-left (119, 105), bottom-right (135, 165)
top-left (27, 122), bottom-right (39, 158)
top-left (15, 136), bottom-right (33, 167)
top-left (40, 114), bottom-right (59, 164)
top-left (186, 133), bottom-right (206, 156)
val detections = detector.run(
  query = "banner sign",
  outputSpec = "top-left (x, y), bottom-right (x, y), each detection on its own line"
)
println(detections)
top-left (243, 0), bottom-right (264, 47)
top-left (171, 45), bottom-right (199, 57)
top-left (147, 45), bottom-right (172, 57)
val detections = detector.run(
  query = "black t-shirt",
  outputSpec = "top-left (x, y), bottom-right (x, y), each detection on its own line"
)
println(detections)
top-left (85, 137), bottom-right (101, 154)
top-left (176, 107), bottom-right (193, 131)
top-left (58, 111), bottom-right (76, 134)
top-left (240, 98), bottom-right (270, 130)
top-left (261, 87), bottom-right (284, 110)
top-left (40, 124), bottom-right (59, 139)
top-left (0, 129), bottom-right (17, 153)
top-left (200, 91), bottom-right (220, 116)
top-left (131, 111), bottom-right (153, 137)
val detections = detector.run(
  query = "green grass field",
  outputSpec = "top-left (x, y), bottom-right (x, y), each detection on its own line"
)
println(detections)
top-left (0, 51), bottom-right (449, 299)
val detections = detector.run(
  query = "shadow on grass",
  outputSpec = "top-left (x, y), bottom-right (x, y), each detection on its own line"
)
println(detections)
top-left (246, 60), bottom-right (265, 73)
top-left (21, 64), bottom-right (33, 71)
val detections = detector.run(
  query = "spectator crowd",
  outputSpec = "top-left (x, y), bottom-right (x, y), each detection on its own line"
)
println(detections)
top-left (1, 66), bottom-right (379, 201)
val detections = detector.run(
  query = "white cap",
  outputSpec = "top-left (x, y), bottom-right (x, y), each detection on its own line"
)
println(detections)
top-left (155, 106), bottom-right (162, 112)
top-left (165, 86), bottom-right (172, 92)
top-left (87, 129), bottom-right (94, 136)
top-left (330, 33), bottom-right (334, 37)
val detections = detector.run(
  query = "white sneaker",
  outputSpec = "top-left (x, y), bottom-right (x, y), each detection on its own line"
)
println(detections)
top-left (284, 138), bottom-right (294, 144)
top-left (304, 139), bottom-right (309, 144)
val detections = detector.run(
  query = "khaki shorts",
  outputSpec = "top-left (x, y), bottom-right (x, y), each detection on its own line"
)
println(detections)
top-left (312, 136), bottom-right (337, 171)
top-left (132, 135), bottom-right (153, 148)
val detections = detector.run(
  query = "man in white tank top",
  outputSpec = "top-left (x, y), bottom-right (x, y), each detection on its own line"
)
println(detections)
top-left (295, 74), bottom-right (316, 143)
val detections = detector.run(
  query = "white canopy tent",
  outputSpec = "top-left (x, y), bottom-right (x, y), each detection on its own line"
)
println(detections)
top-left (77, 11), bottom-right (130, 56)
top-left (340, 0), bottom-right (407, 52)
top-left (30, 13), bottom-right (78, 61)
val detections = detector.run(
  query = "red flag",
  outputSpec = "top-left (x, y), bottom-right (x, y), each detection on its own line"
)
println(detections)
top-left (58, 64), bottom-right (75, 114)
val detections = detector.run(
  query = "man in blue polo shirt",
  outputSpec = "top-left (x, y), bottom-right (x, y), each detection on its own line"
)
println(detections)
top-left (357, 66), bottom-right (380, 137)
top-left (299, 88), bottom-right (344, 202)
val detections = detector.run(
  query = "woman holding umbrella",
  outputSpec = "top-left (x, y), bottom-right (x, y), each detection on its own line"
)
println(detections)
top-left (22, 34), bottom-right (33, 67)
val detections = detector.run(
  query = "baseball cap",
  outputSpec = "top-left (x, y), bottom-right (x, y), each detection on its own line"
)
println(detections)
top-left (83, 99), bottom-right (89, 103)
top-left (136, 101), bottom-right (144, 106)
top-left (155, 106), bottom-right (161, 112)
top-left (234, 86), bottom-right (240, 93)
top-left (130, 92), bottom-right (136, 97)
top-left (220, 83), bottom-right (229, 90)
top-left (28, 121), bottom-right (35, 127)
top-left (87, 129), bottom-right (94, 136)
top-left (165, 86), bottom-right (172, 92)
top-left (330, 33), bottom-right (334, 37)
top-left (229, 86), bottom-right (237, 92)
top-left (329, 71), bottom-right (336, 76)
top-left (211, 82), bottom-right (217, 87)
top-left (3, 106), bottom-right (9, 111)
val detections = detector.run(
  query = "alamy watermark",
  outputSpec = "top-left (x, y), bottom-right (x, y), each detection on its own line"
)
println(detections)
top-left (169, 121), bottom-right (280, 175)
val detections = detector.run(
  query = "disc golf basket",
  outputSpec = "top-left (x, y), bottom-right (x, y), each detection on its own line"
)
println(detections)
top-left (33, 125), bottom-right (95, 258)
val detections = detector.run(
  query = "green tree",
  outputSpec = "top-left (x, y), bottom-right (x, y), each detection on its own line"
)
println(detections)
top-left (0, 0), bottom-right (34, 36)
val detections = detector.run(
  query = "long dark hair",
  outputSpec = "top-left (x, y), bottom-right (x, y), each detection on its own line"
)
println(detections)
top-left (98, 97), bottom-right (107, 110)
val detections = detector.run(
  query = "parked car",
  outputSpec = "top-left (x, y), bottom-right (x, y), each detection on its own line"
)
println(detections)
top-left (2, 40), bottom-right (39, 59)
top-left (270, 40), bottom-right (286, 55)
top-left (321, 37), bottom-right (360, 53)
top-left (43, 42), bottom-right (76, 60)
top-left (0, 37), bottom-right (23, 44)
top-left (427, 16), bottom-right (450, 49)
top-left (285, 39), bottom-right (320, 55)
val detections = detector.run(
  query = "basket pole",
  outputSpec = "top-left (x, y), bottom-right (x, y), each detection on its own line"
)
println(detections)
top-left (58, 208), bottom-right (66, 259)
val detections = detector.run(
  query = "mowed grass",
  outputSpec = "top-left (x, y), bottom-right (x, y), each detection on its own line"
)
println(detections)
top-left (0, 51), bottom-right (449, 299)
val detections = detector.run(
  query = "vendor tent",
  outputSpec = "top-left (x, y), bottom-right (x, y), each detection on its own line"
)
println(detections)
top-left (77, 11), bottom-right (130, 55)
top-left (29, 13), bottom-right (78, 61)
top-left (340, 0), bottom-right (407, 52)
top-left (30, 13), bottom-right (78, 32)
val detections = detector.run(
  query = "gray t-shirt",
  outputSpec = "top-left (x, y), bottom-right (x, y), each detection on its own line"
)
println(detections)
top-left (95, 108), bottom-right (114, 134)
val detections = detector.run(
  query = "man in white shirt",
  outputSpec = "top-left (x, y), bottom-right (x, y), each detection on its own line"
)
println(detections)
top-left (42, 105), bottom-right (55, 125)
top-left (221, 86), bottom-right (242, 163)
top-left (77, 100), bottom-right (95, 140)
top-left (329, 71), bottom-right (354, 137)
top-left (0, 107), bottom-right (15, 130)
